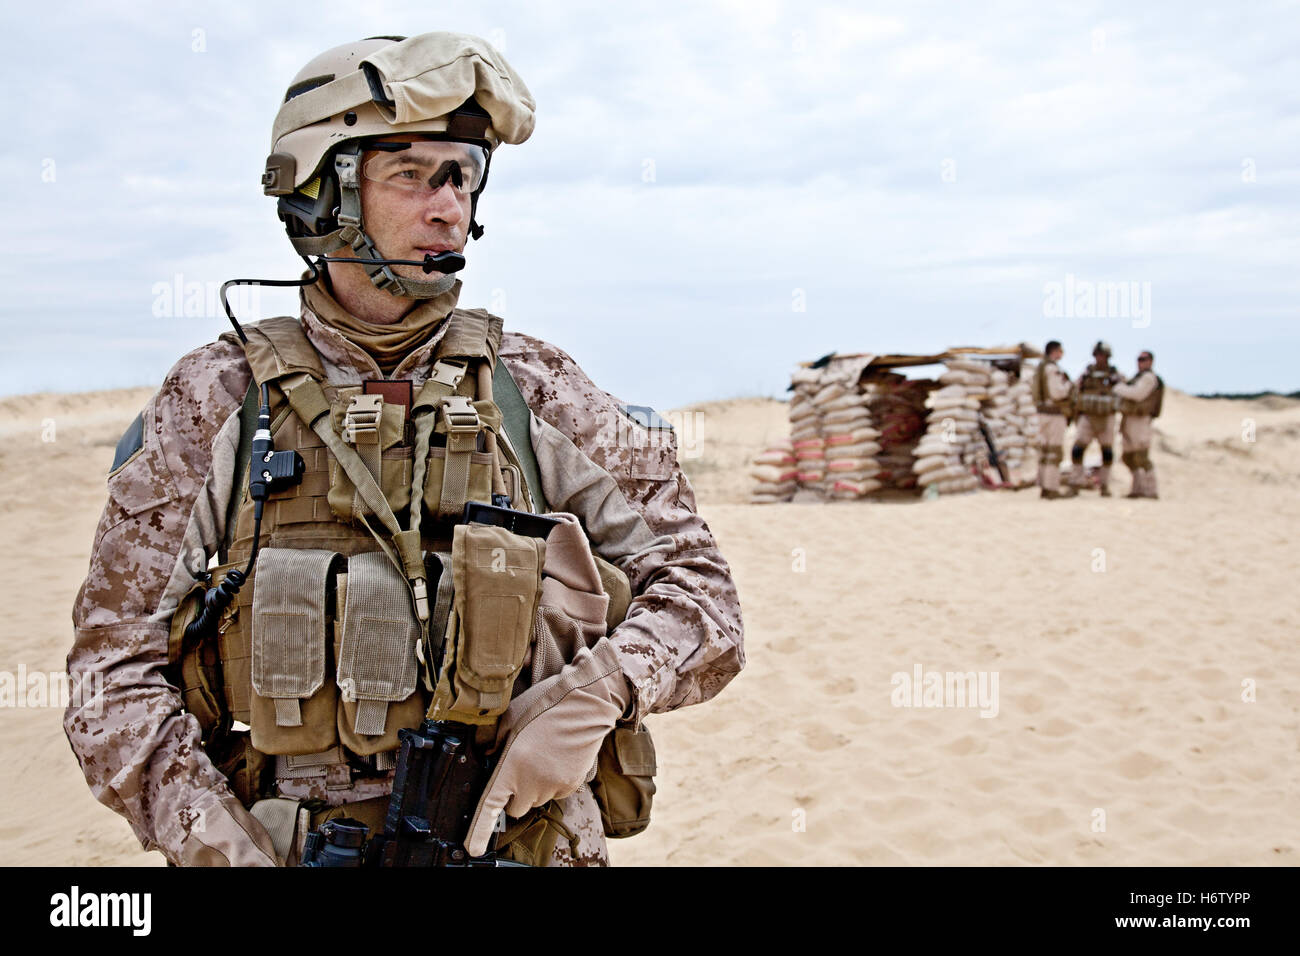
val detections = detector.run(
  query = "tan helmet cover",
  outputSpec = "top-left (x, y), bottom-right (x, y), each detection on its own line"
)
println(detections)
top-left (266, 32), bottom-right (536, 194)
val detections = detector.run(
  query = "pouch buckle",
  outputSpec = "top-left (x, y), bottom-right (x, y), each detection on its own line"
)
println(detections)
top-left (343, 394), bottom-right (383, 445)
top-left (430, 359), bottom-right (467, 388)
top-left (441, 395), bottom-right (481, 452)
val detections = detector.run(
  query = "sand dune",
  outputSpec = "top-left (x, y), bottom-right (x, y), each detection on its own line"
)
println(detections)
top-left (1, 386), bottom-right (1297, 865)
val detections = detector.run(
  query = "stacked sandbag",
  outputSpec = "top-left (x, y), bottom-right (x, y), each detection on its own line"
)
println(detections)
top-left (749, 439), bottom-right (797, 504)
top-left (1008, 374), bottom-right (1039, 480)
top-left (977, 368), bottom-right (1023, 476)
top-left (865, 378), bottom-right (929, 490)
top-left (816, 385), bottom-right (882, 500)
top-left (975, 368), bottom-right (1037, 480)
top-left (912, 358), bottom-right (986, 494)
top-left (788, 369), bottom-right (827, 493)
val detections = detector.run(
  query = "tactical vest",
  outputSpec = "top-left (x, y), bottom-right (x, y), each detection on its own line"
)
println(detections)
top-left (169, 310), bottom-right (652, 850)
top-left (1031, 361), bottom-right (1071, 416)
top-left (1075, 362), bottom-right (1121, 417)
top-left (1120, 372), bottom-right (1164, 418)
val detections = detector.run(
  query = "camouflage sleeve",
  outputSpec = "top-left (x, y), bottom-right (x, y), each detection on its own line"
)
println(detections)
top-left (1113, 370), bottom-right (1157, 402)
top-left (1046, 366), bottom-right (1073, 402)
top-left (64, 340), bottom-right (258, 862)
top-left (501, 333), bottom-right (744, 725)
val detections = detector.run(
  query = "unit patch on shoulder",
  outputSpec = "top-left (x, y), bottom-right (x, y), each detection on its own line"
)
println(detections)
top-left (621, 404), bottom-right (674, 431)
top-left (109, 412), bottom-right (145, 475)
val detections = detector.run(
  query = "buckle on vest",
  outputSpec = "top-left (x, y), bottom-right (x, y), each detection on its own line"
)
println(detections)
top-left (343, 394), bottom-right (383, 445)
top-left (430, 359), bottom-right (466, 388)
top-left (439, 395), bottom-right (480, 455)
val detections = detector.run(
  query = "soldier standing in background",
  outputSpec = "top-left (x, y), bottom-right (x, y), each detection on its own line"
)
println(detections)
top-left (1068, 341), bottom-right (1123, 496)
top-left (1114, 350), bottom-right (1163, 499)
top-left (1031, 340), bottom-right (1077, 499)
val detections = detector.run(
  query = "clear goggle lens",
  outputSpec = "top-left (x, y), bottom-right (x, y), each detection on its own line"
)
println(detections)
top-left (361, 140), bottom-right (487, 196)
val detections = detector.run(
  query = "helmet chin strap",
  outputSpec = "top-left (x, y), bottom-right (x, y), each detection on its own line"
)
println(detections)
top-left (327, 145), bottom-right (479, 300)
top-left (346, 228), bottom-right (461, 298)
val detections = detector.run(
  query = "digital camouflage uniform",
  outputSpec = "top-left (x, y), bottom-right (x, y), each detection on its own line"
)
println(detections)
top-left (64, 287), bottom-right (745, 866)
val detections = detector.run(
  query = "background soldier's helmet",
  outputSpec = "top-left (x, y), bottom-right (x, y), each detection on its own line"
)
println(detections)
top-left (1093, 340), bottom-right (1112, 356)
top-left (262, 32), bottom-right (536, 296)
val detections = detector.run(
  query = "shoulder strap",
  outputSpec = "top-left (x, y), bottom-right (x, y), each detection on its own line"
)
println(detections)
top-left (220, 381), bottom-right (260, 563)
top-left (221, 316), bottom-right (327, 387)
top-left (493, 359), bottom-right (548, 512)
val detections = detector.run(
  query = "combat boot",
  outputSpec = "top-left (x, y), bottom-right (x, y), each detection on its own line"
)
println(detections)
top-left (1144, 470), bottom-right (1159, 499)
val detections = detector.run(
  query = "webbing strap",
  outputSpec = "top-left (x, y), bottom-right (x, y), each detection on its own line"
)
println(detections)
top-left (438, 395), bottom-right (480, 519)
top-left (492, 361), bottom-right (548, 512)
top-left (408, 377), bottom-right (455, 534)
top-left (222, 381), bottom-right (261, 562)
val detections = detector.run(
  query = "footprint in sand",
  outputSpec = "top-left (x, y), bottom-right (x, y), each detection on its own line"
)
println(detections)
top-left (823, 676), bottom-right (857, 696)
top-left (943, 734), bottom-right (989, 756)
top-left (1039, 717), bottom-right (1077, 738)
top-left (801, 724), bottom-right (850, 752)
top-left (1114, 750), bottom-right (1163, 780)
top-left (770, 635), bottom-right (799, 654)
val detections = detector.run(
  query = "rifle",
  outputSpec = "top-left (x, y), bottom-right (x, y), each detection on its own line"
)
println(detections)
top-left (977, 413), bottom-right (1011, 487)
top-left (300, 718), bottom-right (522, 867)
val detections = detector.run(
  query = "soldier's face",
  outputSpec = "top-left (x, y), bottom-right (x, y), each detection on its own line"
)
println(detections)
top-left (358, 135), bottom-right (473, 283)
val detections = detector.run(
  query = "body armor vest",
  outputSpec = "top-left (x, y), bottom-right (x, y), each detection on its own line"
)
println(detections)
top-left (1120, 371), bottom-right (1164, 418)
top-left (173, 311), bottom-right (517, 774)
top-left (1076, 362), bottom-right (1121, 417)
top-left (170, 310), bottom-right (647, 848)
top-left (171, 310), bottom-right (635, 816)
top-left (1032, 360), bottom-right (1072, 416)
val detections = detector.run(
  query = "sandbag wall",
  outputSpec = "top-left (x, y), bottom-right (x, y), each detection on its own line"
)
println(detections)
top-left (753, 350), bottom-right (1040, 503)
top-left (864, 377), bottom-right (930, 491)
top-left (750, 364), bottom-right (882, 501)
top-left (911, 357), bottom-right (1039, 493)
top-left (749, 439), bottom-right (797, 504)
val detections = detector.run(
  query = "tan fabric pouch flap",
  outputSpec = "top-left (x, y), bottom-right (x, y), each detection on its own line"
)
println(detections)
top-left (336, 551), bottom-right (421, 744)
top-left (249, 548), bottom-right (340, 755)
top-left (429, 523), bottom-right (544, 724)
top-left (590, 724), bottom-right (657, 839)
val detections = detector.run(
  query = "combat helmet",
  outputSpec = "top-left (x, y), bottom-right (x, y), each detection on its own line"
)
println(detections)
top-left (262, 33), bottom-right (535, 297)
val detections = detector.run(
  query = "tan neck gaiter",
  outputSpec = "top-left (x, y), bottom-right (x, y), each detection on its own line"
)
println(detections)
top-left (303, 279), bottom-right (463, 374)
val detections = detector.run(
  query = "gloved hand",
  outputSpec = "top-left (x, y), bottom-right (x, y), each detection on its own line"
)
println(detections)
top-left (178, 789), bottom-right (279, 867)
top-left (465, 638), bottom-right (631, 858)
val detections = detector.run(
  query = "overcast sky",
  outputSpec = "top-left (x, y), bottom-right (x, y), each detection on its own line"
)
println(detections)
top-left (2, 1), bottom-right (1297, 408)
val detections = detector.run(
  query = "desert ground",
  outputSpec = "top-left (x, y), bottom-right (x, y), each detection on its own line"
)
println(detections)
top-left (1, 385), bottom-right (1297, 865)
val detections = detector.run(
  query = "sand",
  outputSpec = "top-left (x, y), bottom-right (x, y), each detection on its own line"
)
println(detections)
top-left (1, 386), bottom-right (1297, 866)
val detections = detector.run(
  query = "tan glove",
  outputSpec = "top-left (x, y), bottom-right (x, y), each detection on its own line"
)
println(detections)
top-left (465, 638), bottom-right (631, 858)
top-left (178, 789), bottom-right (279, 867)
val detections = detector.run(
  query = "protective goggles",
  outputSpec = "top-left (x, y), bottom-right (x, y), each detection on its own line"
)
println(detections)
top-left (362, 139), bottom-right (488, 197)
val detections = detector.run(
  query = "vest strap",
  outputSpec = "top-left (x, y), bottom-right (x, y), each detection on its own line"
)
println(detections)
top-left (493, 361), bottom-right (547, 512)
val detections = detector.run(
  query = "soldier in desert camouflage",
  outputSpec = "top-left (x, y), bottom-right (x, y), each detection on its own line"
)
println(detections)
top-left (1068, 341), bottom-right (1124, 496)
top-left (64, 32), bottom-right (743, 866)
top-left (1031, 340), bottom-right (1077, 499)
top-left (1114, 350), bottom-right (1163, 499)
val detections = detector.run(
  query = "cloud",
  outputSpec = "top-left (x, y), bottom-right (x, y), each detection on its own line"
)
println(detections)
top-left (2, 0), bottom-right (1298, 403)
